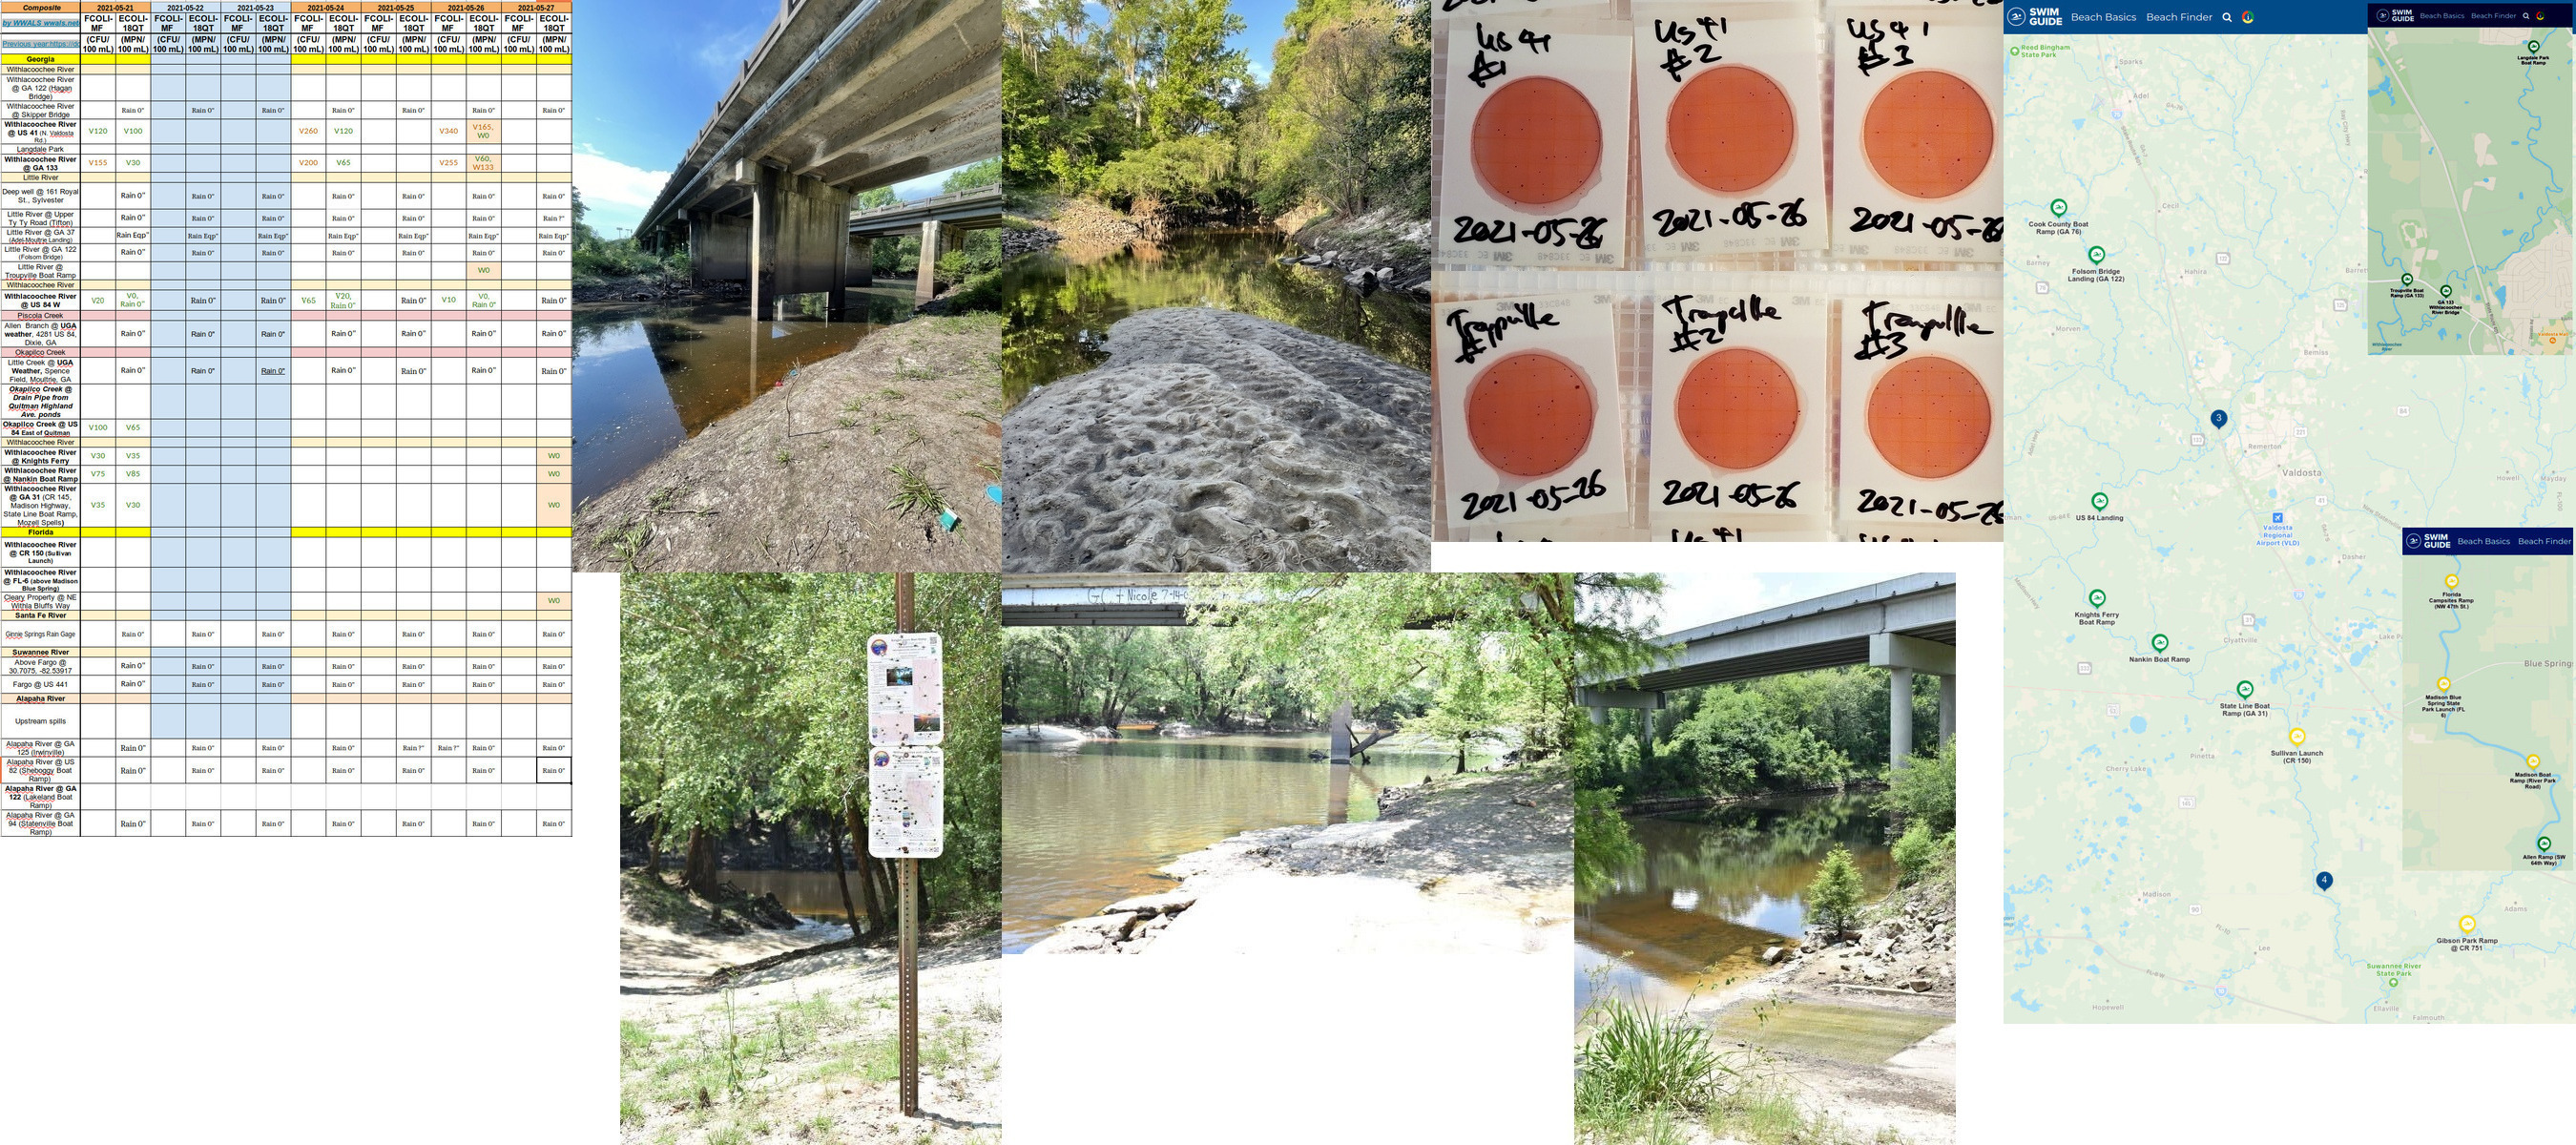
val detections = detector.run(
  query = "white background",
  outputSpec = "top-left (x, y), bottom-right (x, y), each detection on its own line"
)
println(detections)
top-left (0, 571), bottom-right (617, 1143)
top-left (8, 558), bottom-right (2563, 1141)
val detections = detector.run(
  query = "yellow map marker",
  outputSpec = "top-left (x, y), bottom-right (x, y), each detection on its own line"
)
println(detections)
top-left (2437, 677), bottom-right (2453, 692)
top-left (2460, 914), bottom-right (2478, 936)
top-left (2445, 572), bottom-right (2459, 590)
top-left (2530, 754), bottom-right (2544, 771)
top-left (2288, 727), bottom-right (2306, 746)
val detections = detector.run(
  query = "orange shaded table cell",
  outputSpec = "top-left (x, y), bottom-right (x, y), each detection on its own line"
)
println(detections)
top-left (1471, 76), bottom-right (1603, 209)
top-left (1668, 65), bottom-right (1796, 195)
top-left (1466, 350), bottom-right (1595, 478)
top-left (1674, 347), bottom-right (1799, 469)
top-left (1860, 70), bottom-right (1995, 200)
top-left (1865, 356), bottom-right (1991, 480)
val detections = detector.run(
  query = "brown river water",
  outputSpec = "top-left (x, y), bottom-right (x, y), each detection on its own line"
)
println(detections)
top-left (1001, 732), bottom-right (1482, 953)
top-left (1576, 793), bottom-right (1898, 1014)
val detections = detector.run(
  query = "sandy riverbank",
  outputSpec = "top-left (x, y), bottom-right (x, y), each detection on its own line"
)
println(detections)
top-left (1589, 872), bottom-right (1957, 1145)
top-left (575, 314), bottom-right (1003, 572)
top-left (1024, 766), bottom-right (1569, 957)
top-left (619, 873), bottom-right (1000, 1145)
top-left (1002, 307), bottom-right (1430, 572)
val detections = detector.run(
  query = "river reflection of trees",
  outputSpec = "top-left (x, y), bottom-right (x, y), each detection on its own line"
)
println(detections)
top-left (998, 229), bottom-right (1431, 404)
top-left (1584, 795), bottom-right (1899, 926)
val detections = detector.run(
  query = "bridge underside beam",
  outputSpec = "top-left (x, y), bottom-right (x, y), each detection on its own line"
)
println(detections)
top-left (636, 0), bottom-right (1002, 239)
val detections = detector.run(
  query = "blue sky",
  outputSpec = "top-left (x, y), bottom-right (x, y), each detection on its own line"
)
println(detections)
top-left (575, 0), bottom-right (1310, 237)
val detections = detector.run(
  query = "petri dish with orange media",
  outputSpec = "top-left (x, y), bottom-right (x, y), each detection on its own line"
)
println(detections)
top-left (1470, 76), bottom-right (1603, 208)
top-left (1859, 70), bottom-right (1995, 200)
top-left (1466, 350), bottom-right (1596, 478)
top-left (1673, 347), bottom-right (1799, 469)
top-left (1866, 356), bottom-right (1991, 479)
top-left (1668, 65), bottom-right (1796, 195)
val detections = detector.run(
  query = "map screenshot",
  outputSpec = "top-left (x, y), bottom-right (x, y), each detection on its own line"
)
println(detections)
top-left (2399, 528), bottom-right (2571, 871)
top-left (2003, 4), bottom-right (2576, 1022)
top-left (2367, 7), bottom-right (2574, 354)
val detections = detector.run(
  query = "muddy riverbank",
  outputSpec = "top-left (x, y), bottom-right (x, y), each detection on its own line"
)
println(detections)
top-left (574, 313), bottom-right (1002, 572)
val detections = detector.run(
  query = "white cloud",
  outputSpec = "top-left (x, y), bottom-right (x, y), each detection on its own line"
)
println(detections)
top-left (573, 151), bottom-right (673, 212)
top-left (696, 23), bottom-right (767, 82)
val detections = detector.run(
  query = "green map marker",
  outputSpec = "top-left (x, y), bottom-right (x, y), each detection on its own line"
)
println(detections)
top-left (2388, 976), bottom-right (2399, 989)
top-left (2088, 245), bottom-right (2107, 265)
top-left (2050, 198), bottom-right (2068, 218)
top-left (2542, 835), bottom-right (2554, 852)
top-left (2089, 589), bottom-right (2107, 609)
top-left (2401, 272), bottom-right (2414, 287)
top-left (2236, 679), bottom-right (2254, 699)
top-left (2440, 284), bottom-right (2454, 299)
top-left (2530, 40), bottom-right (2542, 54)
top-left (2091, 491), bottom-right (2109, 511)
top-left (2151, 634), bottom-right (2170, 653)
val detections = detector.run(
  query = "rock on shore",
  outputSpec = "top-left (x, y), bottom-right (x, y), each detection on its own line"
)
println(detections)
top-left (1003, 307), bottom-right (1430, 571)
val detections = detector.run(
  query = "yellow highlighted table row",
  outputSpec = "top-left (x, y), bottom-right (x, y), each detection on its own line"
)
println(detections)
top-left (3, 526), bottom-right (572, 538)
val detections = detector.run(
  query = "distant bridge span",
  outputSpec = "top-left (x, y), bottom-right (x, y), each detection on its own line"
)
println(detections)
top-left (1577, 573), bottom-right (1957, 773)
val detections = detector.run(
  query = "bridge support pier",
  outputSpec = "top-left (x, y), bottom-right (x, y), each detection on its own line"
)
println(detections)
top-left (849, 235), bottom-right (873, 287)
top-left (1329, 701), bottom-right (1353, 765)
top-left (916, 219), bottom-right (945, 305)
top-left (1937, 673), bottom-right (1955, 751)
top-left (1889, 668), bottom-right (1914, 772)
top-left (1869, 633), bottom-right (1954, 771)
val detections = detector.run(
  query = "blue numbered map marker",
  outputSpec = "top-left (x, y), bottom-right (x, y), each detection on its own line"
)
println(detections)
top-left (2316, 871), bottom-right (2334, 891)
top-left (2210, 409), bottom-right (2228, 429)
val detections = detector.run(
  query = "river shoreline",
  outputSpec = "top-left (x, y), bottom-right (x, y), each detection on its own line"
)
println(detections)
top-left (573, 313), bottom-right (1003, 572)
top-left (1024, 765), bottom-right (1571, 957)
top-left (1621, 780), bottom-right (1892, 816)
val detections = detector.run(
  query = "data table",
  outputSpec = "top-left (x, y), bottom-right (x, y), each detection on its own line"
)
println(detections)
top-left (0, 3), bottom-right (574, 837)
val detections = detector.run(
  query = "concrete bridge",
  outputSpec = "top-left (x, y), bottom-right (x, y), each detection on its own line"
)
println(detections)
top-left (632, 0), bottom-right (1002, 317)
top-left (845, 184), bottom-right (1007, 302)
top-left (1000, 574), bottom-right (1447, 763)
top-left (1578, 573), bottom-right (1956, 772)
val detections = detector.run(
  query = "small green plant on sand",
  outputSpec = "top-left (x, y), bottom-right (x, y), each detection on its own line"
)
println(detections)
top-left (1806, 843), bottom-right (1865, 935)
top-left (888, 464), bottom-right (947, 521)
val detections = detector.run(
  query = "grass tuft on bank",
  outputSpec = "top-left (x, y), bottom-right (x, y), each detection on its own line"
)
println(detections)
top-left (1576, 992), bottom-right (1909, 1145)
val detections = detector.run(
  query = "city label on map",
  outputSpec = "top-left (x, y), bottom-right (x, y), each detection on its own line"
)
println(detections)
top-left (866, 747), bottom-right (945, 859)
top-left (867, 633), bottom-right (945, 748)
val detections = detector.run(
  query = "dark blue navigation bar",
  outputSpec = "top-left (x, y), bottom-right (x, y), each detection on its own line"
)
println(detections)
top-left (2369, 5), bottom-right (2571, 27)
top-left (2006, 0), bottom-right (2358, 33)
top-left (2404, 528), bottom-right (2576, 555)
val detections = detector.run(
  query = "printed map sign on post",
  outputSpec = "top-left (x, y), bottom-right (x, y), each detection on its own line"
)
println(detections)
top-left (867, 747), bottom-right (945, 859)
top-left (868, 633), bottom-right (944, 747)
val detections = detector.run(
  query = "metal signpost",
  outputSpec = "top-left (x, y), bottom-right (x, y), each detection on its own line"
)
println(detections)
top-left (870, 574), bottom-right (945, 1117)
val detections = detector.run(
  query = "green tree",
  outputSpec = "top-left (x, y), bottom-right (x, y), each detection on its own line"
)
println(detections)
top-left (1890, 820), bottom-right (1940, 885)
top-left (1881, 739), bottom-right (1957, 833)
top-left (621, 574), bottom-right (1001, 929)
top-left (1806, 844), bottom-right (1865, 934)
top-left (1573, 786), bottom-right (1641, 895)
top-left (1186, 572), bottom-right (1666, 769)
top-left (943, 157), bottom-right (1002, 194)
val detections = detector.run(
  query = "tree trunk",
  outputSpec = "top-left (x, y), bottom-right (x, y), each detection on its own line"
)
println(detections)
top-left (644, 815), bottom-right (663, 878)
top-left (681, 824), bottom-right (719, 896)
top-left (823, 810), bottom-right (860, 932)
top-left (846, 797), bottom-right (882, 937)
